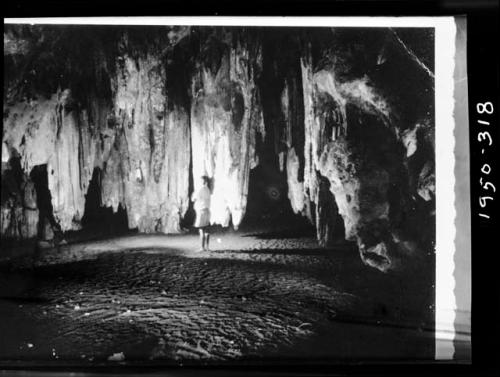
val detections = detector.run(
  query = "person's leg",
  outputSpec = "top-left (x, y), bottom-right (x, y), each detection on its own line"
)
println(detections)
top-left (204, 231), bottom-right (210, 251)
top-left (199, 228), bottom-right (204, 250)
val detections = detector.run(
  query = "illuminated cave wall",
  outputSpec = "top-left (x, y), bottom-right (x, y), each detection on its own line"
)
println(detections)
top-left (3, 26), bottom-right (192, 234)
top-left (2, 26), bottom-right (435, 272)
top-left (190, 29), bottom-right (264, 228)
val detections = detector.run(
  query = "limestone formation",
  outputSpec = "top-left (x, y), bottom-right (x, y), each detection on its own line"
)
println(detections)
top-left (190, 30), bottom-right (264, 228)
top-left (2, 26), bottom-right (435, 272)
top-left (297, 28), bottom-right (435, 271)
top-left (107, 48), bottom-right (191, 233)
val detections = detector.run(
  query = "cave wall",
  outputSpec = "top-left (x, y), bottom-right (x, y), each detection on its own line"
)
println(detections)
top-left (2, 26), bottom-right (435, 272)
top-left (298, 29), bottom-right (435, 270)
top-left (1, 154), bottom-right (38, 239)
top-left (190, 29), bottom-right (264, 228)
top-left (3, 91), bottom-right (88, 233)
top-left (105, 41), bottom-right (191, 233)
top-left (3, 27), bottom-right (192, 235)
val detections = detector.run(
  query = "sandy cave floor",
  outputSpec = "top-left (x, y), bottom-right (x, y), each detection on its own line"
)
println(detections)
top-left (0, 227), bottom-right (434, 366)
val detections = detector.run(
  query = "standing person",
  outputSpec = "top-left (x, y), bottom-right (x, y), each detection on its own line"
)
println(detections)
top-left (192, 175), bottom-right (212, 251)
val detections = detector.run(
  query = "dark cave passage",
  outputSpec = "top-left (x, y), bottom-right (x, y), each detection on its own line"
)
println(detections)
top-left (236, 32), bottom-right (318, 239)
top-left (241, 162), bottom-right (314, 237)
top-left (80, 167), bottom-right (129, 238)
top-left (30, 164), bottom-right (60, 240)
top-left (30, 165), bottom-right (130, 242)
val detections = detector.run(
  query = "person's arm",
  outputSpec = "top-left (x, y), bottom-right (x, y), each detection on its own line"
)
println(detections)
top-left (191, 189), bottom-right (198, 202)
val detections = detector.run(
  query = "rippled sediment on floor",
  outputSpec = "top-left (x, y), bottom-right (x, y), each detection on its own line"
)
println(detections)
top-left (0, 234), bottom-right (434, 365)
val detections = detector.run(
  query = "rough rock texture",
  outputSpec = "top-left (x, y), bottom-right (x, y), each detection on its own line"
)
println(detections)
top-left (1, 156), bottom-right (39, 239)
top-left (190, 29), bottom-right (264, 228)
top-left (2, 26), bottom-right (435, 272)
top-left (298, 29), bottom-right (435, 271)
top-left (259, 31), bottom-right (307, 220)
top-left (3, 27), bottom-right (192, 235)
top-left (3, 91), bottom-right (87, 232)
top-left (314, 174), bottom-right (344, 247)
top-left (105, 45), bottom-right (191, 233)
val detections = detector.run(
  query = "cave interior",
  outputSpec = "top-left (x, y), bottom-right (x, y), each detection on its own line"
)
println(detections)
top-left (2, 25), bottom-right (436, 273)
top-left (0, 23), bottom-right (440, 364)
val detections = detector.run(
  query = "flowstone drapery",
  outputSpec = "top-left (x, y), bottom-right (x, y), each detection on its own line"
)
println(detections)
top-left (3, 26), bottom-right (435, 272)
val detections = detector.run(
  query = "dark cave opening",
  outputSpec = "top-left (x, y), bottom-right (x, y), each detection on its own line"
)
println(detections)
top-left (241, 160), bottom-right (315, 238)
top-left (241, 95), bottom-right (314, 238)
top-left (29, 165), bottom-right (131, 242)
top-left (80, 167), bottom-right (129, 238)
top-left (29, 164), bottom-right (61, 240)
top-left (237, 31), bottom-right (315, 237)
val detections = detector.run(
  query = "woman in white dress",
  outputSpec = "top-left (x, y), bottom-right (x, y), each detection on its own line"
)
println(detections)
top-left (192, 175), bottom-right (212, 251)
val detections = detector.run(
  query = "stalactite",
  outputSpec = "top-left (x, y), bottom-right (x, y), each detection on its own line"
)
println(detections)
top-left (300, 46), bottom-right (320, 207)
top-left (109, 50), bottom-right (191, 233)
top-left (48, 100), bottom-right (87, 230)
top-left (300, 47), bottom-right (401, 268)
top-left (2, 90), bottom-right (91, 232)
top-left (3, 48), bottom-right (191, 235)
top-left (2, 25), bottom-right (435, 273)
top-left (272, 38), bottom-right (308, 220)
top-left (190, 31), bottom-right (264, 229)
top-left (285, 147), bottom-right (304, 214)
top-left (161, 106), bottom-right (191, 232)
top-left (298, 28), bottom-right (434, 271)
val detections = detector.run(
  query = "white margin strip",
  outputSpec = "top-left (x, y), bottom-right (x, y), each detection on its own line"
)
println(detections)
top-left (434, 17), bottom-right (457, 360)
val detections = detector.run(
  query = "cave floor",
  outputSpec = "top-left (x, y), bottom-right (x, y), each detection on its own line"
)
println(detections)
top-left (0, 228), bottom-right (434, 366)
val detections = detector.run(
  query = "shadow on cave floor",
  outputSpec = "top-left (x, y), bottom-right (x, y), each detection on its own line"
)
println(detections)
top-left (211, 247), bottom-right (348, 256)
top-left (0, 227), bottom-right (434, 366)
top-left (241, 227), bottom-right (315, 240)
top-left (238, 210), bottom-right (317, 240)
